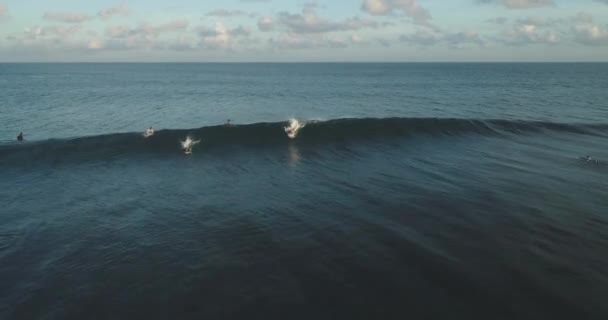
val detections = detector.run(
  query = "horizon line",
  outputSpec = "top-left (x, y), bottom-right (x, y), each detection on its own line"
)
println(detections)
top-left (1, 61), bottom-right (608, 64)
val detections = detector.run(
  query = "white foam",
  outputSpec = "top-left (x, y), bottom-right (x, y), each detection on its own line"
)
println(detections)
top-left (143, 128), bottom-right (155, 138)
top-left (180, 136), bottom-right (200, 154)
top-left (284, 118), bottom-right (305, 139)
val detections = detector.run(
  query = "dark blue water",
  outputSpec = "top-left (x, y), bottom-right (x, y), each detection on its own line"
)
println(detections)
top-left (1, 64), bottom-right (608, 319)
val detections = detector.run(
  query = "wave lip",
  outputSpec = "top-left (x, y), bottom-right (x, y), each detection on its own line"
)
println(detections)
top-left (1, 117), bottom-right (606, 164)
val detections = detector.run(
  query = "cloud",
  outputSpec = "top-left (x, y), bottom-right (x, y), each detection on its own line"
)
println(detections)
top-left (0, 4), bottom-right (9, 20)
top-left (400, 30), bottom-right (440, 45)
top-left (206, 9), bottom-right (254, 17)
top-left (500, 19), bottom-right (560, 45)
top-left (476, 0), bottom-right (554, 9)
top-left (97, 4), bottom-right (129, 20)
top-left (487, 12), bottom-right (608, 46)
top-left (445, 32), bottom-right (485, 46)
top-left (275, 8), bottom-right (378, 34)
top-left (87, 39), bottom-right (104, 50)
top-left (268, 34), bottom-right (349, 50)
top-left (361, 0), bottom-right (431, 25)
top-left (486, 17), bottom-right (508, 24)
top-left (105, 20), bottom-right (189, 39)
top-left (400, 29), bottom-right (485, 47)
top-left (303, 1), bottom-right (321, 12)
top-left (572, 15), bottom-right (608, 46)
top-left (574, 24), bottom-right (608, 45)
top-left (166, 37), bottom-right (199, 51)
top-left (6, 24), bottom-right (87, 53)
top-left (51, 20), bottom-right (252, 52)
top-left (43, 12), bottom-right (93, 23)
top-left (198, 23), bottom-right (251, 49)
top-left (87, 35), bottom-right (199, 52)
top-left (594, 0), bottom-right (608, 4)
top-left (257, 16), bottom-right (274, 31)
top-left (21, 25), bottom-right (83, 40)
top-left (105, 25), bottom-right (131, 38)
top-left (229, 26), bottom-right (252, 37)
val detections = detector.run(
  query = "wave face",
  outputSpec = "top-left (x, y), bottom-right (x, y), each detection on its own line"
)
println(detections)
top-left (1, 117), bottom-right (607, 165)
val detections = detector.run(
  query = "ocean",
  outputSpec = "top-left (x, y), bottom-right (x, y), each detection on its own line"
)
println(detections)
top-left (1, 63), bottom-right (607, 319)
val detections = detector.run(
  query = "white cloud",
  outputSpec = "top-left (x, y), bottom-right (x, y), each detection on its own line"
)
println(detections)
top-left (105, 20), bottom-right (189, 39)
top-left (87, 39), bottom-right (104, 50)
top-left (572, 15), bottom-right (608, 46)
top-left (573, 12), bottom-right (594, 24)
top-left (501, 20), bottom-right (560, 45)
top-left (5, 24), bottom-right (88, 54)
top-left (400, 29), bottom-right (485, 47)
top-left (206, 9), bottom-right (254, 17)
top-left (361, 0), bottom-right (431, 25)
top-left (476, 0), bottom-right (554, 9)
top-left (167, 37), bottom-right (199, 51)
top-left (269, 34), bottom-right (349, 50)
top-left (43, 12), bottom-right (93, 23)
top-left (574, 24), bottom-right (608, 45)
top-left (0, 4), bottom-right (9, 20)
top-left (487, 12), bottom-right (608, 46)
top-left (198, 23), bottom-right (251, 49)
top-left (400, 30), bottom-right (441, 45)
top-left (22, 25), bottom-right (83, 40)
top-left (97, 4), bottom-right (129, 20)
top-left (105, 25), bottom-right (131, 38)
top-left (275, 8), bottom-right (378, 34)
top-left (93, 20), bottom-right (190, 51)
top-left (351, 33), bottom-right (363, 43)
top-left (257, 16), bottom-right (274, 31)
top-left (486, 17), bottom-right (509, 24)
top-left (444, 32), bottom-right (485, 46)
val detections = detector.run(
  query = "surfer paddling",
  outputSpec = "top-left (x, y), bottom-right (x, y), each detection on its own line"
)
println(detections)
top-left (580, 155), bottom-right (601, 165)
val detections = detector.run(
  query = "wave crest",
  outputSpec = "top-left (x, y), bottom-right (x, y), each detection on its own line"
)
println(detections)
top-left (1, 117), bottom-right (606, 165)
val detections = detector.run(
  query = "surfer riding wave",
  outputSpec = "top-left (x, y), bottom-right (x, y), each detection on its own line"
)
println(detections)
top-left (284, 119), bottom-right (305, 139)
top-left (180, 136), bottom-right (200, 155)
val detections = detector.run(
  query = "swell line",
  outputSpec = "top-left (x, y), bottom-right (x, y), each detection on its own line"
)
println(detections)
top-left (1, 117), bottom-right (606, 165)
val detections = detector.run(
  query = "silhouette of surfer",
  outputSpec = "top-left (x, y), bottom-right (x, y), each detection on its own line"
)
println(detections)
top-left (17, 132), bottom-right (23, 141)
top-left (580, 155), bottom-right (600, 165)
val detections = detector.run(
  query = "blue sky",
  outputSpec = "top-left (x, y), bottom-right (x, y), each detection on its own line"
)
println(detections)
top-left (0, 0), bottom-right (607, 61)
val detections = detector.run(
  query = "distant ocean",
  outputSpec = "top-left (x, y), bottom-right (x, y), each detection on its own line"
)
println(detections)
top-left (1, 63), bottom-right (607, 319)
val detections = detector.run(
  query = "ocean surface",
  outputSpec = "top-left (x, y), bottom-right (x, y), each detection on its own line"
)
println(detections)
top-left (1, 63), bottom-right (607, 319)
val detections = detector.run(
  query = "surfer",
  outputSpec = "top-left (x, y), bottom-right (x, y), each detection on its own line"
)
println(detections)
top-left (284, 118), bottom-right (304, 139)
top-left (144, 127), bottom-right (154, 137)
top-left (580, 155), bottom-right (600, 164)
top-left (17, 132), bottom-right (23, 141)
top-left (180, 136), bottom-right (199, 155)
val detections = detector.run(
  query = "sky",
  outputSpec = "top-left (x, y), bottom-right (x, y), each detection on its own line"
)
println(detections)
top-left (0, 0), bottom-right (607, 62)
